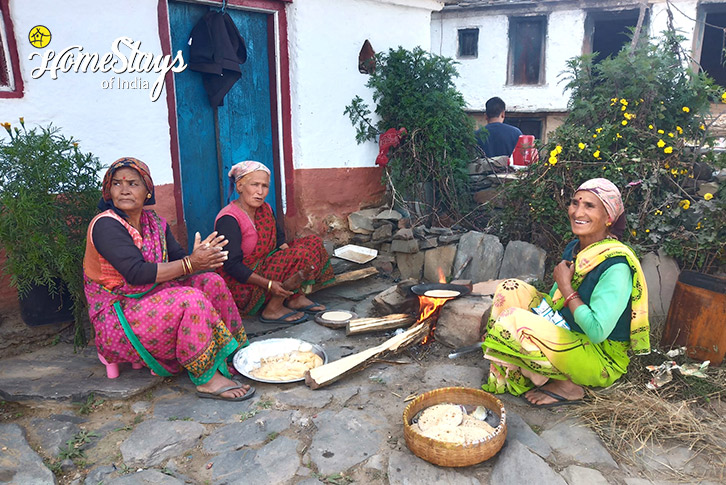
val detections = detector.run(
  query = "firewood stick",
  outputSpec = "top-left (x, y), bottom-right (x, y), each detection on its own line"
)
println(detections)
top-left (301, 267), bottom-right (378, 294)
top-left (346, 314), bottom-right (415, 336)
top-left (305, 318), bottom-right (432, 389)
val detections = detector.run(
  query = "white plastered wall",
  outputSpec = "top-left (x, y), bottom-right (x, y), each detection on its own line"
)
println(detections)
top-left (432, 1), bottom-right (702, 115)
top-left (287, 0), bottom-right (443, 169)
top-left (1, 0), bottom-right (175, 183)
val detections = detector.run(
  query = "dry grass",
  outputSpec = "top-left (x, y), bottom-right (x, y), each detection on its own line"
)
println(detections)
top-left (569, 354), bottom-right (726, 482)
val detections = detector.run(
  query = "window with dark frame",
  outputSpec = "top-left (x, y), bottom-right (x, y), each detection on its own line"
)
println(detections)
top-left (0, 0), bottom-right (22, 97)
top-left (700, 9), bottom-right (726, 87)
top-left (0, 8), bottom-right (12, 89)
top-left (508, 16), bottom-right (546, 85)
top-left (586, 9), bottom-right (645, 65)
top-left (458, 28), bottom-right (479, 58)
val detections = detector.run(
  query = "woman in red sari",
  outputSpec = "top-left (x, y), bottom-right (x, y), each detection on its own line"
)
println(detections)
top-left (84, 158), bottom-right (254, 401)
top-left (214, 161), bottom-right (334, 324)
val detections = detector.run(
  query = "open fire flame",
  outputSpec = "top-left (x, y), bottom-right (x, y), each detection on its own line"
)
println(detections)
top-left (418, 268), bottom-right (454, 345)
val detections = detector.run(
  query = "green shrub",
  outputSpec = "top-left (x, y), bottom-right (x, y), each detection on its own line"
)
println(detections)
top-left (345, 46), bottom-right (475, 220)
top-left (0, 120), bottom-right (102, 346)
top-left (486, 31), bottom-right (726, 274)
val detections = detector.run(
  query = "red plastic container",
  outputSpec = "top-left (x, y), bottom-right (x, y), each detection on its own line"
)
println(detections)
top-left (509, 135), bottom-right (539, 167)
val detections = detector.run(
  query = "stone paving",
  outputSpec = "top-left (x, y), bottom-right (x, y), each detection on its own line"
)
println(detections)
top-left (0, 275), bottom-right (721, 484)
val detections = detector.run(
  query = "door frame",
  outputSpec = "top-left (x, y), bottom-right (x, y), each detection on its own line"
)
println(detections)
top-left (157, 0), bottom-right (294, 242)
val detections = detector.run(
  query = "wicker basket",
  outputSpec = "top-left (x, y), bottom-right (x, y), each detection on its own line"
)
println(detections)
top-left (402, 386), bottom-right (507, 467)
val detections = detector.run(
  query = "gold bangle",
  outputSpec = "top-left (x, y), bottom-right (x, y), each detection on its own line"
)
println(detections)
top-left (267, 280), bottom-right (273, 292)
top-left (187, 256), bottom-right (194, 274)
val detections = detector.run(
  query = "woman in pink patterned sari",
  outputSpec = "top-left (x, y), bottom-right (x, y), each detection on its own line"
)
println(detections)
top-left (84, 158), bottom-right (254, 401)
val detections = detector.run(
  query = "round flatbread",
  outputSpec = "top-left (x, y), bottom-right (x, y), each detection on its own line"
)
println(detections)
top-left (461, 414), bottom-right (496, 434)
top-left (417, 404), bottom-right (463, 431)
top-left (420, 424), bottom-right (465, 444)
top-left (321, 311), bottom-right (353, 322)
top-left (424, 289), bottom-right (460, 299)
top-left (460, 426), bottom-right (492, 444)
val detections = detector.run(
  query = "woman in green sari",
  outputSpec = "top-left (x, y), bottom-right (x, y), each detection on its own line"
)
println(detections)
top-left (482, 178), bottom-right (650, 407)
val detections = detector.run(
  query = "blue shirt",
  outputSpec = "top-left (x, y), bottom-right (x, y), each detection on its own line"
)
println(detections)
top-left (476, 122), bottom-right (523, 157)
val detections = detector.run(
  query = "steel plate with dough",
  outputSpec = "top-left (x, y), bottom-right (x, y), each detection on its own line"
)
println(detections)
top-left (233, 338), bottom-right (328, 384)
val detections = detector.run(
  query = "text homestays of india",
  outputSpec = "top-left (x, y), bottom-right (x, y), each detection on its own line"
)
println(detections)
top-left (29, 37), bottom-right (187, 101)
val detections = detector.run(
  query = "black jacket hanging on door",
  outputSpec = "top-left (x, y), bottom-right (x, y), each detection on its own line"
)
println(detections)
top-left (188, 11), bottom-right (247, 107)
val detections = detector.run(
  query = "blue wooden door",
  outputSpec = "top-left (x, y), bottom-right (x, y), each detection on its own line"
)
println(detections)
top-left (169, 2), bottom-right (276, 245)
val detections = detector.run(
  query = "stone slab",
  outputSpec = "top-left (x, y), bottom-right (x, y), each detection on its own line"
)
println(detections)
top-left (422, 363), bottom-right (486, 389)
top-left (453, 232), bottom-right (504, 283)
top-left (435, 296), bottom-right (492, 348)
top-left (498, 240), bottom-right (546, 281)
top-left (505, 411), bottom-right (552, 459)
top-left (540, 419), bottom-right (618, 468)
top-left (490, 439), bottom-right (567, 485)
top-left (423, 245), bottom-right (457, 282)
top-left (0, 342), bottom-right (161, 402)
top-left (348, 209), bottom-right (380, 234)
top-left (203, 410), bottom-right (293, 454)
top-left (120, 419), bottom-right (204, 467)
top-left (107, 470), bottom-right (183, 484)
top-left (387, 449), bottom-right (481, 484)
top-left (275, 386), bottom-right (334, 409)
top-left (0, 423), bottom-right (55, 485)
top-left (309, 408), bottom-right (387, 475)
top-left (30, 413), bottom-right (85, 456)
top-left (212, 435), bottom-right (300, 484)
top-left (153, 392), bottom-right (256, 424)
top-left (560, 465), bottom-right (610, 485)
top-left (396, 252), bottom-right (425, 281)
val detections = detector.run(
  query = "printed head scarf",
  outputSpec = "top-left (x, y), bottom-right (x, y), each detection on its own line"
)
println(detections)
top-left (575, 178), bottom-right (626, 238)
top-left (227, 161), bottom-right (271, 202)
top-left (98, 157), bottom-right (155, 213)
top-left (229, 160), bottom-right (270, 183)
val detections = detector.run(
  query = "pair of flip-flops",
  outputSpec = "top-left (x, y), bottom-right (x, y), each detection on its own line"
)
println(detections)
top-left (196, 382), bottom-right (256, 402)
top-left (523, 388), bottom-right (583, 408)
top-left (258, 301), bottom-right (326, 325)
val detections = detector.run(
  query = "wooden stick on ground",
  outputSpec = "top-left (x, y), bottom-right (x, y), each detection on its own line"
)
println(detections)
top-left (346, 313), bottom-right (415, 336)
top-left (305, 317), bottom-right (432, 390)
top-left (302, 267), bottom-right (378, 294)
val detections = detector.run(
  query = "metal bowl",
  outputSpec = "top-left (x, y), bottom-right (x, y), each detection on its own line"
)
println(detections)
top-left (233, 338), bottom-right (328, 384)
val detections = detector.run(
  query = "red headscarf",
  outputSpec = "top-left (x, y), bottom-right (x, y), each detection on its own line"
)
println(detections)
top-left (101, 157), bottom-right (155, 205)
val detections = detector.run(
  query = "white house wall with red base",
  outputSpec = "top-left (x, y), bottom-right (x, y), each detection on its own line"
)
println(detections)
top-left (0, 0), bottom-right (444, 313)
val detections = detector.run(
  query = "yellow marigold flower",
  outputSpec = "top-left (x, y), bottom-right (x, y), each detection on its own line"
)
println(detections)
top-left (704, 193), bottom-right (713, 201)
top-left (596, 127), bottom-right (603, 133)
top-left (616, 133), bottom-right (623, 139)
top-left (671, 168), bottom-right (678, 175)
top-left (664, 146), bottom-right (673, 154)
top-left (648, 124), bottom-right (654, 129)
top-left (621, 105), bottom-right (626, 111)
top-left (620, 99), bottom-right (628, 106)
top-left (578, 142), bottom-right (585, 150)
top-left (593, 150), bottom-right (601, 159)
top-left (611, 97), bottom-right (618, 103)
top-left (722, 92), bottom-right (726, 103)
top-left (680, 169), bottom-right (687, 175)
top-left (679, 200), bottom-right (690, 210)
top-left (555, 145), bottom-right (562, 154)
top-left (72, 142), bottom-right (78, 148)
top-left (657, 129), bottom-right (664, 134)
top-left (18, 117), bottom-right (24, 125)
top-left (699, 124), bottom-right (705, 130)
top-left (689, 174), bottom-right (694, 178)
top-left (655, 209), bottom-right (663, 215)
top-left (657, 139), bottom-right (665, 148)
top-left (548, 157), bottom-right (558, 166)
top-left (696, 222), bottom-right (702, 230)
top-left (676, 126), bottom-right (683, 134)
top-left (631, 230), bottom-right (637, 236)
top-left (668, 132), bottom-right (674, 138)
top-left (621, 120), bottom-right (628, 126)
top-left (645, 229), bottom-right (650, 233)
top-left (623, 112), bottom-right (635, 120)
top-left (664, 162), bottom-right (670, 169)
top-left (593, 134), bottom-right (598, 138)
top-left (682, 106), bottom-right (690, 113)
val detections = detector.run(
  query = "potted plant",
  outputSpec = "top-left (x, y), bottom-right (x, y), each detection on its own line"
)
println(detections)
top-left (0, 118), bottom-right (102, 346)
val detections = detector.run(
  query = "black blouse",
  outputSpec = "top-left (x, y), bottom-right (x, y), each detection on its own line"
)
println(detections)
top-left (92, 217), bottom-right (187, 286)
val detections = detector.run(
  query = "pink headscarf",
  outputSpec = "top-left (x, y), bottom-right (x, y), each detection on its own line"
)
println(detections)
top-left (576, 178), bottom-right (626, 238)
top-left (228, 160), bottom-right (270, 183)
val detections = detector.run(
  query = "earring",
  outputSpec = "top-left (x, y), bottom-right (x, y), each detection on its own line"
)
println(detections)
top-left (146, 193), bottom-right (152, 199)
top-left (606, 221), bottom-right (612, 227)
